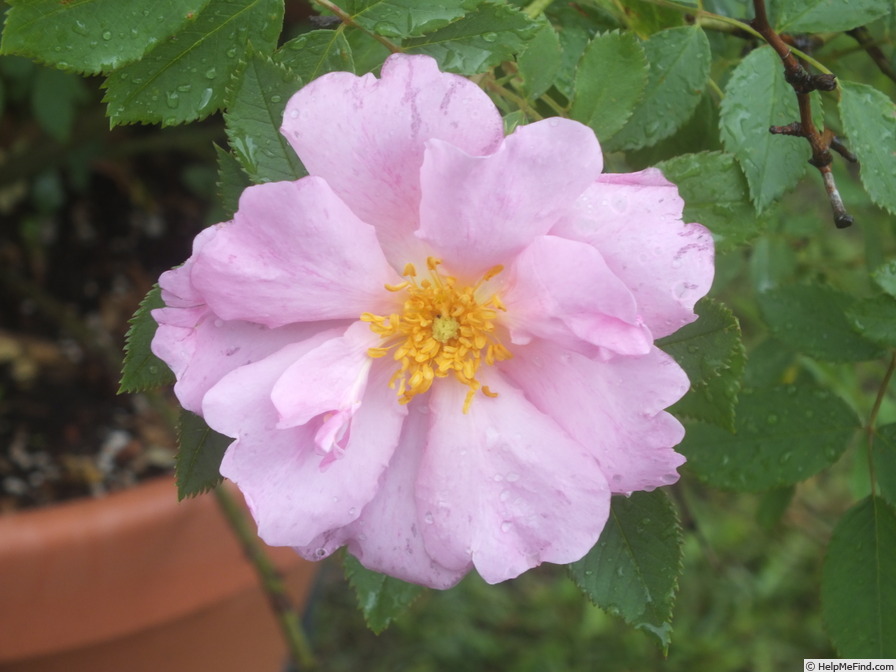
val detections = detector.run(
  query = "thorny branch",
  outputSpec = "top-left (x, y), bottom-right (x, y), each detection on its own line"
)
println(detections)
top-left (751, 0), bottom-right (856, 228)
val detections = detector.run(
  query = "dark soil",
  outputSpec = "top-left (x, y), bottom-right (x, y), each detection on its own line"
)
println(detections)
top-left (0, 87), bottom-right (222, 511)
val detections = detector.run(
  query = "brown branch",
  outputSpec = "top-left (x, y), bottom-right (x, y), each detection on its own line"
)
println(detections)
top-left (751, 0), bottom-right (855, 228)
top-left (830, 135), bottom-right (858, 163)
top-left (847, 26), bottom-right (896, 84)
top-left (313, 0), bottom-right (402, 54)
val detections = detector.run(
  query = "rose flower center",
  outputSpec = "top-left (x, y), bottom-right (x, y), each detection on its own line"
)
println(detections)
top-left (361, 257), bottom-right (512, 412)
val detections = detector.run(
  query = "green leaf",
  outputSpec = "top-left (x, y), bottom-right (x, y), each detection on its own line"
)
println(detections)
top-left (275, 29), bottom-right (354, 80)
top-left (214, 144), bottom-right (251, 219)
top-left (344, 554), bottom-right (425, 634)
top-left (502, 109), bottom-right (526, 134)
top-left (839, 81), bottom-right (896, 216)
top-left (848, 294), bottom-right (896, 348)
top-left (874, 425), bottom-right (896, 510)
top-left (344, 24), bottom-right (392, 75)
top-left (103, 0), bottom-right (283, 126)
top-left (628, 92), bottom-right (722, 167)
top-left (742, 338), bottom-right (797, 388)
top-left (0, 0), bottom-right (211, 74)
top-left (657, 298), bottom-right (745, 431)
top-left (620, 0), bottom-right (686, 35)
top-left (548, 3), bottom-right (597, 100)
top-left (402, 3), bottom-right (538, 74)
top-left (119, 285), bottom-right (176, 394)
top-left (680, 384), bottom-right (858, 492)
top-left (720, 46), bottom-right (809, 211)
top-left (750, 235), bottom-right (797, 293)
top-left (176, 410), bottom-right (231, 499)
top-left (776, 0), bottom-right (891, 33)
top-left (605, 25), bottom-right (710, 151)
top-left (822, 496), bottom-right (896, 657)
top-left (515, 19), bottom-right (562, 99)
top-left (657, 151), bottom-right (760, 253)
top-left (340, 0), bottom-right (472, 38)
top-left (569, 31), bottom-right (648, 142)
top-left (568, 490), bottom-right (682, 650)
top-left (224, 53), bottom-right (306, 184)
top-left (756, 485), bottom-right (795, 530)
top-left (872, 260), bottom-right (896, 297)
top-left (31, 67), bottom-right (87, 142)
top-left (758, 283), bottom-right (885, 362)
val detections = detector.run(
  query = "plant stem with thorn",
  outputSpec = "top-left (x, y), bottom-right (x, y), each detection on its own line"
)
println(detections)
top-left (751, 0), bottom-right (857, 228)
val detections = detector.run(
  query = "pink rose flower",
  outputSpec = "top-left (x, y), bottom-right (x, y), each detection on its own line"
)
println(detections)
top-left (152, 54), bottom-right (714, 588)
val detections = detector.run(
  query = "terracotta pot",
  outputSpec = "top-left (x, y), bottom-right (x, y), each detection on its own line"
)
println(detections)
top-left (0, 476), bottom-right (317, 672)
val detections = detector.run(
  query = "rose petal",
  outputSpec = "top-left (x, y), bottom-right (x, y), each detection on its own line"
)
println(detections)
top-left (271, 321), bottom-right (379, 449)
top-left (501, 235), bottom-right (652, 357)
top-left (502, 339), bottom-right (688, 495)
top-left (156, 226), bottom-right (215, 310)
top-left (282, 53), bottom-right (504, 262)
top-left (151, 229), bottom-right (340, 414)
top-left (190, 178), bottom-right (400, 327)
top-left (296, 400), bottom-right (469, 589)
top-left (154, 313), bottom-right (336, 416)
top-left (416, 118), bottom-right (603, 279)
top-left (210, 336), bottom-right (406, 548)
top-left (417, 370), bottom-right (610, 584)
top-left (552, 168), bottom-right (715, 338)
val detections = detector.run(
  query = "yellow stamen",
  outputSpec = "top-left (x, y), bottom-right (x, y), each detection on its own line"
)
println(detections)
top-left (384, 281), bottom-right (410, 292)
top-left (363, 258), bottom-right (511, 411)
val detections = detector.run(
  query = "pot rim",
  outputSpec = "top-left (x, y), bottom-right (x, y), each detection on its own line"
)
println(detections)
top-left (0, 474), bottom-right (308, 662)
